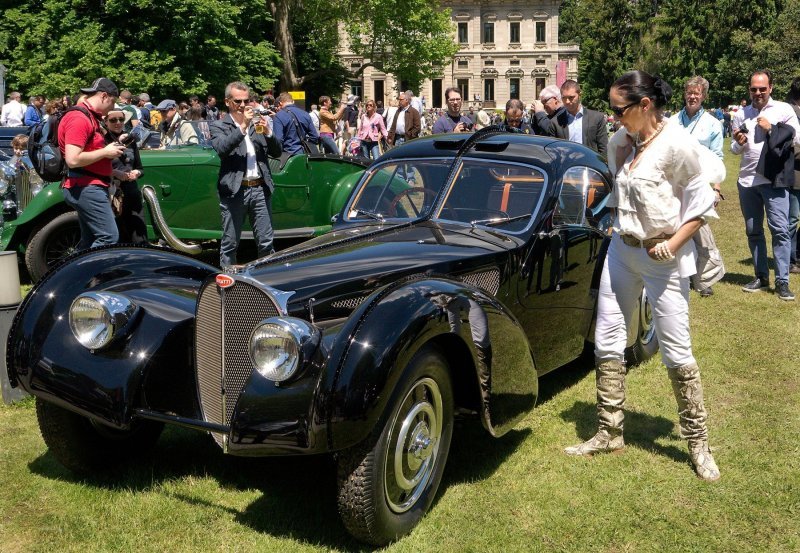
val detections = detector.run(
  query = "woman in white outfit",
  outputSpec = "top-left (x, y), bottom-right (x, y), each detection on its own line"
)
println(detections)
top-left (565, 70), bottom-right (721, 482)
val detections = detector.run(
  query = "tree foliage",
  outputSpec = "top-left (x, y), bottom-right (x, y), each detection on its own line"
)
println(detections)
top-left (0, 0), bottom-right (281, 99)
top-left (560, 0), bottom-right (797, 109)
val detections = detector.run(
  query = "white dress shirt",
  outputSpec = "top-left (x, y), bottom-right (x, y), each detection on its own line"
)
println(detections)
top-left (394, 107), bottom-right (408, 135)
top-left (607, 120), bottom-right (718, 277)
top-left (731, 98), bottom-right (800, 187)
top-left (1, 100), bottom-right (26, 126)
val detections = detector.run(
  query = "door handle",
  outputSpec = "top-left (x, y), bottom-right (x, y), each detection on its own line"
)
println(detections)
top-left (160, 184), bottom-right (171, 197)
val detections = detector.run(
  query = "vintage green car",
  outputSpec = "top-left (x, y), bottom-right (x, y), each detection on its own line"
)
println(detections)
top-left (0, 123), bottom-right (367, 280)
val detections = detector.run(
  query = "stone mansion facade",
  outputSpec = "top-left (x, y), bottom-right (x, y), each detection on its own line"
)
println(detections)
top-left (338, 0), bottom-right (579, 110)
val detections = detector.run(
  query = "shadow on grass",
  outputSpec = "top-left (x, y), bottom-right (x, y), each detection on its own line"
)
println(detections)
top-left (560, 400), bottom-right (686, 464)
top-left (536, 354), bottom-right (594, 406)
top-left (28, 416), bottom-right (529, 550)
top-left (722, 270), bottom-right (763, 287)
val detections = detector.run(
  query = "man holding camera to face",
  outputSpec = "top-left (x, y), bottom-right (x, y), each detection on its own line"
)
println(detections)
top-left (731, 70), bottom-right (800, 301)
top-left (209, 81), bottom-right (282, 268)
top-left (432, 87), bottom-right (473, 134)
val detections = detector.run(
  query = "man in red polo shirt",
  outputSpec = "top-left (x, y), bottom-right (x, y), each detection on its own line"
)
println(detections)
top-left (60, 77), bottom-right (126, 249)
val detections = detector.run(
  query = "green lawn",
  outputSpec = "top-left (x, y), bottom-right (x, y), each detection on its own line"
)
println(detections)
top-left (2, 141), bottom-right (799, 552)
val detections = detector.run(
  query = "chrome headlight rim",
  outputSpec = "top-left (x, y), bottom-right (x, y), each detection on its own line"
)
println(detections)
top-left (249, 317), bottom-right (319, 383)
top-left (68, 292), bottom-right (138, 350)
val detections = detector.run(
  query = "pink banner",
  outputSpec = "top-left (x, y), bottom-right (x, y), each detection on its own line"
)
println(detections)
top-left (556, 60), bottom-right (567, 87)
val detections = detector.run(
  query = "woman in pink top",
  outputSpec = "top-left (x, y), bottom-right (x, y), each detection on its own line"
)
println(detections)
top-left (357, 100), bottom-right (388, 159)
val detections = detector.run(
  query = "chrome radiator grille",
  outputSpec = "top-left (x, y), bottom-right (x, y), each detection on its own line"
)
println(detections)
top-left (195, 280), bottom-right (280, 446)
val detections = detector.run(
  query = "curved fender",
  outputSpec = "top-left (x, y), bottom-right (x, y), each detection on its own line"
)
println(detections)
top-left (8, 245), bottom-right (218, 427)
top-left (325, 277), bottom-right (538, 451)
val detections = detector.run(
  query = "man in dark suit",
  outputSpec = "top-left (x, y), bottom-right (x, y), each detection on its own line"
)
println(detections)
top-left (209, 81), bottom-right (281, 267)
top-left (549, 80), bottom-right (608, 157)
top-left (387, 91), bottom-right (421, 147)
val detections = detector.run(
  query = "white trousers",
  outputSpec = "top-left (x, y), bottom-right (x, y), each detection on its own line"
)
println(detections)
top-left (595, 233), bottom-right (696, 368)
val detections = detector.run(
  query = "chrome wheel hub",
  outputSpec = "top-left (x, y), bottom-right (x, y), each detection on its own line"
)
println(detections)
top-left (384, 377), bottom-right (443, 513)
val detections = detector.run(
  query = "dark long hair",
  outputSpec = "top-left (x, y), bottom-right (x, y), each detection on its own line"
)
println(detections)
top-left (612, 70), bottom-right (672, 109)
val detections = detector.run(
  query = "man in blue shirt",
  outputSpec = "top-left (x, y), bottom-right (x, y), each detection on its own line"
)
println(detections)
top-left (273, 92), bottom-right (320, 156)
top-left (23, 96), bottom-right (44, 126)
top-left (432, 87), bottom-right (473, 134)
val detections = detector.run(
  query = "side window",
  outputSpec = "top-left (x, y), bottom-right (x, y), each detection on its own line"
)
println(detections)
top-left (552, 166), bottom-right (611, 228)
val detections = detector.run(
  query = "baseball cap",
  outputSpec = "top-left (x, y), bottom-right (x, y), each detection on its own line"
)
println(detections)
top-left (155, 99), bottom-right (177, 111)
top-left (80, 77), bottom-right (119, 97)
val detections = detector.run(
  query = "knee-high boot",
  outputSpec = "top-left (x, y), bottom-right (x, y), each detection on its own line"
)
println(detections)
top-left (565, 359), bottom-right (626, 455)
top-left (668, 363), bottom-right (720, 482)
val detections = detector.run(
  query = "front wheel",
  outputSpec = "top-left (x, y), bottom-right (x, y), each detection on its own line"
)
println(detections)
top-left (25, 211), bottom-right (81, 282)
top-left (36, 399), bottom-right (164, 474)
top-left (336, 346), bottom-right (454, 545)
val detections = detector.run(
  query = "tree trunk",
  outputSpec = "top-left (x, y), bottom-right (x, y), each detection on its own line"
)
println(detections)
top-left (269, 0), bottom-right (302, 90)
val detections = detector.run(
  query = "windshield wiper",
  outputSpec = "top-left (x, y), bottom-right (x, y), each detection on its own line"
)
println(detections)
top-left (470, 214), bottom-right (530, 227)
top-left (352, 208), bottom-right (385, 221)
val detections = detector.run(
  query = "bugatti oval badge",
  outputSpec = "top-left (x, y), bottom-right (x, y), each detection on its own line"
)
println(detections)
top-left (216, 274), bottom-right (235, 288)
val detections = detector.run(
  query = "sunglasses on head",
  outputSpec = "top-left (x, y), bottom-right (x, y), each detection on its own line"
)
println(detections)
top-left (610, 100), bottom-right (639, 118)
top-left (107, 117), bottom-right (125, 123)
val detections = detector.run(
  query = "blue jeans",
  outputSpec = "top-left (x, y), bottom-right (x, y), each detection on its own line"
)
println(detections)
top-left (62, 185), bottom-right (119, 250)
top-left (360, 140), bottom-right (380, 159)
top-left (737, 181), bottom-right (791, 283)
top-left (319, 133), bottom-right (339, 155)
top-left (219, 185), bottom-right (273, 267)
top-left (788, 188), bottom-right (800, 265)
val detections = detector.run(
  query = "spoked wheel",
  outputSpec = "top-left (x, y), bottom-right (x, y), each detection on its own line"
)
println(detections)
top-left (336, 346), bottom-right (454, 545)
top-left (25, 211), bottom-right (82, 282)
top-left (388, 187), bottom-right (439, 217)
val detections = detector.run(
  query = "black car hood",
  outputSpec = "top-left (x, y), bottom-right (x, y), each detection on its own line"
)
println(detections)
top-left (241, 221), bottom-right (523, 314)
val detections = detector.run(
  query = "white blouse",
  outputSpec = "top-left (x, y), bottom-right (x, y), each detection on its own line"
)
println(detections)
top-left (607, 119), bottom-right (719, 277)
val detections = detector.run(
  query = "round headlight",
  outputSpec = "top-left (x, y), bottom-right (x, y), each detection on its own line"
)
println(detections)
top-left (249, 317), bottom-right (319, 382)
top-left (69, 292), bottom-right (136, 350)
top-left (28, 170), bottom-right (44, 197)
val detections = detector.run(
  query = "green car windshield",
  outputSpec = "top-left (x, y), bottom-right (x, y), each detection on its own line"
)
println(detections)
top-left (346, 157), bottom-right (546, 234)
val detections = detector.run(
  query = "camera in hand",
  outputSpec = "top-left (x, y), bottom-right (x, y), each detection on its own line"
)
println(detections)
top-left (739, 122), bottom-right (748, 135)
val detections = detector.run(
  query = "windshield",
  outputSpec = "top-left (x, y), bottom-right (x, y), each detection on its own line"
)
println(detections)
top-left (437, 159), bottom-right (546, 233)
top-left (346, 157), bottom-right (547, 233)
top-left (346, 158), bottom-right (451, 221)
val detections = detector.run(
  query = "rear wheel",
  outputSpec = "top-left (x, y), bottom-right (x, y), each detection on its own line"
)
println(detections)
top-left (336, 346), bottom-right (454, 545)
top-left (626, 288), bottom-right (659, 365)
top-left (36, 398), bottom-right (164, 474)
top-left (25, 211), bottom-right (81, 281)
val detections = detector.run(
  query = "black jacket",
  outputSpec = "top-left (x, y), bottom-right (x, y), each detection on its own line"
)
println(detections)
top-left (549, 107), bottom-right (608, 157)
top-left (209, 114), bottom-right (281, 197)
top-left (756, 122), bottom-right (796, 188)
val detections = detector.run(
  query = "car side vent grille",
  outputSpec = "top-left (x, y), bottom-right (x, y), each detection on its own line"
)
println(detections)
top-left (331, 295), bottom-right (370, 310)
top-left (195, 280), bottom-right (280, 448)
top-left (462, 269), bottom-right (501, 295)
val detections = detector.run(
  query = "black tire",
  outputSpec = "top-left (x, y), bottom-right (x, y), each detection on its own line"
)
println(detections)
top-left (336, 346), bottom-right (454, 545)
top-left (25, 211), bottom-right (81, 282)
top-left (626, 288), bottom-right (659, 365)
top-left (36, 398), bottom-right (164, 474)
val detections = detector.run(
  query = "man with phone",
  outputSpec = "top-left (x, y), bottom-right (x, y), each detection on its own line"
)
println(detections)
top-left (432, 87), bottom-right (473, 134)
top-left (731, 70), bottom-right (800, 300)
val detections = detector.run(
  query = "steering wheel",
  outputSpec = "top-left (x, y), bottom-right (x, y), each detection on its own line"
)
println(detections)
top-left (388, 187), bottom-right (439, 217)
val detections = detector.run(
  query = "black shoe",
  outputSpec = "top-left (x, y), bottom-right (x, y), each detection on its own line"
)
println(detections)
top-left (776, 281), bottom-right (795, 301)
top-left (699, 287), bottom-right (714, 297)
top-left (790, 264), bottom-right (800, 274)
top-left (742, 277), bottom-right (769, 293)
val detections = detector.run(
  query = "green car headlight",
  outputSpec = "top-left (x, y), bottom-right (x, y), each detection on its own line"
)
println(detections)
top-left (69, 292), bottom-right (137, 350)
top-left (249, 317), bottom-right (319, 382)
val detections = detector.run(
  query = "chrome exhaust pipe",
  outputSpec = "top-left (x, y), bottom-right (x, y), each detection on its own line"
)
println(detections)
top-left (141, 185), bottom-right (202, 255)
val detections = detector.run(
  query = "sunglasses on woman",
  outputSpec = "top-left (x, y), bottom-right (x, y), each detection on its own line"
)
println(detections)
top-left (610, 100), bottom-right (639, 118)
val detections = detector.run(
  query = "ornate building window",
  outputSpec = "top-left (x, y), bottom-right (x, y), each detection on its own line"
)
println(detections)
top-left (484, 79), bottom-right (495, 102)
top-left (483, 21), bottom-right (495, 44)
top-left (458, 22), bottom-right (468, 44)
top-left (536, 22), bottom-right (546, 43)
top-left (510, 22), bottom-right (520, 44)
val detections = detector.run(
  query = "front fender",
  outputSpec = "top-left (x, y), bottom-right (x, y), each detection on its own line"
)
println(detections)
top-left (8, 245), bottom-right (217, 427)
top-left (325, 277), bottom-right (538, 451)
top-left (1, 182), bottom-right (65, 251)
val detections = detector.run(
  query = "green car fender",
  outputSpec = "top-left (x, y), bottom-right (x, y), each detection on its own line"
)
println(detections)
top-left (0, 182), bottom-right (67, 252)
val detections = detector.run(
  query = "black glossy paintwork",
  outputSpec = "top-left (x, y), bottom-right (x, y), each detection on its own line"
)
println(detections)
top-left (9, 131), bottom-right (614, 456)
